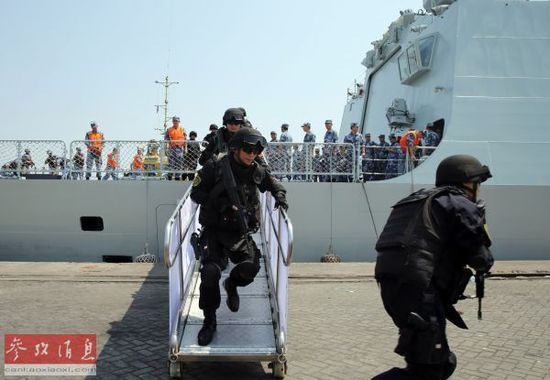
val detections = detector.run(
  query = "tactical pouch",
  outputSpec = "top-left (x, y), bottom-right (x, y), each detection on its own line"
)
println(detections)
top-left (190, 232), bottom-right (202, 260)
top-left (396, 315), bottom-right (446, 364)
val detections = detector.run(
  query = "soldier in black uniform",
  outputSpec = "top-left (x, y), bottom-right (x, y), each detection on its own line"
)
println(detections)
top-left (190, 128), bottom-right (288, 346)
top-left (372, 155), bottom-right (494, 380)
top-left (198, 108), bottom-right (246, 166)
top-left (202, 124), bottom-right (219, 148)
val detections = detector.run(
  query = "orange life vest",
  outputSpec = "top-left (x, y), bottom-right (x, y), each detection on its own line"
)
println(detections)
top-left (400, 130), bottom-right (422, 153)
top-left (107, 152), bottom-right (118, 168)
top-left (167, 127), bottom-right (186, 148)
top-left (133, 154), bottom-right (143, 170)
top-left (86, 131), bottom-right (104, 152)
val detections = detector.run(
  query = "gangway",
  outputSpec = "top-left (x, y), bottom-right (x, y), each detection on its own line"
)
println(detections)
top-left (164, 188), bottom-right (293, 378)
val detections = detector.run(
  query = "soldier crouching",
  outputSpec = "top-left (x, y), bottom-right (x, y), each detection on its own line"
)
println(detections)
top-left (190, 127), bottom-right (288, 346)
top-left (372, 155), bottom-right (494, 380)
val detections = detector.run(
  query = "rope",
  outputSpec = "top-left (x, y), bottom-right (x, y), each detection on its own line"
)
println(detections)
top-left (361, 181), bottom-right (379, 239)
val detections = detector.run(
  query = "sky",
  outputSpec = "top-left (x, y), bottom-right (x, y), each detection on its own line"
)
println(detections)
top-left (0, 0), bottom-right (420, 144)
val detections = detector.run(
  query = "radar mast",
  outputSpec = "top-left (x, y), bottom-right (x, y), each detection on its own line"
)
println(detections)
top-left (154, 76), bottom-right (180, 135)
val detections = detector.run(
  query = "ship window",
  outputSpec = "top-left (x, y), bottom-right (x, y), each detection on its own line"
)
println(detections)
top-left (398, 54), bottom-right (410, 80)
top-left (397, 33), bottom-right (438, 84)
top-left (80, 216), bottom-right (104, 231)
top-left (406, 46), bottom-right (419, 74)
top-left (419, 35), bottom-right (436, 67)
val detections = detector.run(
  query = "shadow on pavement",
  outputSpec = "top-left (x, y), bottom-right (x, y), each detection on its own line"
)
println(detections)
top-left (88, 265), bottom-right (269, 379)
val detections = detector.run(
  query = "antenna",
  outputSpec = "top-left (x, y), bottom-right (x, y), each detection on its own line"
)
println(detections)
top-left (154, 76), bottom-right (180, 135)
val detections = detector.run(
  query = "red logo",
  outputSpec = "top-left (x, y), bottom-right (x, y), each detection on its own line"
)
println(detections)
top-left (5, 334), bottom-right (96, 364)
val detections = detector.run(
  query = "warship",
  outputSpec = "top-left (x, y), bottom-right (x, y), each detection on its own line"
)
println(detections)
top-left (0, 0), bottom-right (549, 262)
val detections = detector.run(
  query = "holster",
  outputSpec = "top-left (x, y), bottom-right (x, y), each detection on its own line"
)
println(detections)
top-left (395, 313), bottom-right (447, 364)
top-left (191, 229), bottom-right (205, 261)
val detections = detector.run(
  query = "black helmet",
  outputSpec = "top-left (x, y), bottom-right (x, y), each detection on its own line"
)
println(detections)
top-left (436, 154), bottom-right (492, 186)
top-left (229, 128), bottom-right (267, 153)
top-left (223, 108), bottom-right (245, 126)
top-left (209, 124), bottom-right (219, 131)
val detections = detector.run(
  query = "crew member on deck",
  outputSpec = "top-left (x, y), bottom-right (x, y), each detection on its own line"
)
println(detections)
top-left (85, 121), bottom-right (104, 180)
top-left (164, 116), bottom-right (186, 181)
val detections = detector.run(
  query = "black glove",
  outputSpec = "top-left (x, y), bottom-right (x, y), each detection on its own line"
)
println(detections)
top-left (273, 191), bottom-right (288, 211)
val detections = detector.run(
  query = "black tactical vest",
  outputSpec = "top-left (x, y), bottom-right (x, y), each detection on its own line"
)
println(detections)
top-left (199, 156), bottom-right (264, 232)
top-left (375, 186), bottom-right (460, 287)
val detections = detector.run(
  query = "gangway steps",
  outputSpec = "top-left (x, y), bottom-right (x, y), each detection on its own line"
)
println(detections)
top-left (178, 249), bottom-right (278, 360)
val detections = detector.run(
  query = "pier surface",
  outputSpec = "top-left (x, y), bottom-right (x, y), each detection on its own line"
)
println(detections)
top-left (1, 261), bottom-right (549, 379)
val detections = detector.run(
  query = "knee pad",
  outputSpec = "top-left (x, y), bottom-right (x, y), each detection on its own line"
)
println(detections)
top-left (235, 261), bottom-right (260, 280)
top-left (230, 261), bottom-right (260, 286)
top-left (201, 262), bottom-right (221, 283)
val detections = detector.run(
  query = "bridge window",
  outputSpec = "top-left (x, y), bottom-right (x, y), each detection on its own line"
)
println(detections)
top-left (419, 35), bottom-right (436, 67)
top-left (398, 34), bottom-right (437, 84)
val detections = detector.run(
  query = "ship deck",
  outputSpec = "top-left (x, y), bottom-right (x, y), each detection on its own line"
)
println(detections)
top-left (1, 262), bottom-right (549, 379)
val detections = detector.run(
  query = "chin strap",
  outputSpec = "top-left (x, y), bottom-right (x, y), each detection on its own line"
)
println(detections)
top-left (455, 183), bottom-right (477, 202)
top-left (471, 181), bottom-right (480, 202)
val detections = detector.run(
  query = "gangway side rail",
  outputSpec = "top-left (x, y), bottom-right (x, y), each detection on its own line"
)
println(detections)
top-left (163, 186), bottom-right (200, 358)
top-left (164, 189), bottom-right (293, 379)
top-left (260, 192), bottom-right (294, 357)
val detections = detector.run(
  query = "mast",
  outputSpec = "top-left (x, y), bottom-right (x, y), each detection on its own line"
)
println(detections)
top-left (154, 76), bottom-right (180, 134)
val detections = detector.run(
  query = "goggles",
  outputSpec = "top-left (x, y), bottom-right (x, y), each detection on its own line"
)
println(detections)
top-left (241, 143), bottom-right (263, 155)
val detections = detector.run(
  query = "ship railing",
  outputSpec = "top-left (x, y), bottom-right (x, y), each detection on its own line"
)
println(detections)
top-left (67, 140), bottom-right (204, 180)
top-left (0, 140), bottom-right (67, 179)
top-left (163, 186), bottom-right (200, 354)
top-left (1, 139), bottom-right (436, 182)
top-left (264, 142), bottom-right (356, 182)
top-left (360, 145), bottom-right (436, 181)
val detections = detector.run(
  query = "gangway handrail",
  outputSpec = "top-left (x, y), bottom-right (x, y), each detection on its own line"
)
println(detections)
top-left (163, 185), bottom-right (200, 358)
top-left (260, 191), bottom-right (293, 358)
top-left (163, 186), bottom-right (197, 268)
top-left (265, 203), bottom-right (294, 266)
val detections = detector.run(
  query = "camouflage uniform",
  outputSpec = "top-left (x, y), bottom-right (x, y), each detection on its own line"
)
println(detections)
top-left (322, 129), bottom-right (339, 180)
top-left (362, 135), bottom-right (378, 181)
top-left (292, 146), bottom-right (306, 181)
top-left (312, 151), bottom-right (323, 182)
top-left (279, 131), bottom-right (292, 180)
top-left (423, 129), bottom-right (441, 156)
top-left (385, 140), bottom-right (401, 179)
top-left (303, 131), bottom-right (316, 143)
top-left (376, 137), bottom-right (390, 180)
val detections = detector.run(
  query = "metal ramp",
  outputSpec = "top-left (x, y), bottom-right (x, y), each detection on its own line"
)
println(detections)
top-left (164, 190), bottom-right (293, 379)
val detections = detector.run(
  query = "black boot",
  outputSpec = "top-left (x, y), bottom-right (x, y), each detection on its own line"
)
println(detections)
top-left (224, 278), bottom-right (239, 312)
top-left (197, 310), bottom-right (216, 346)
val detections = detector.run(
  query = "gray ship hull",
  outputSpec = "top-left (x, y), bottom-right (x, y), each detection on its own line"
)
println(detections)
top-left (0, 181), bottom-right (548, 262)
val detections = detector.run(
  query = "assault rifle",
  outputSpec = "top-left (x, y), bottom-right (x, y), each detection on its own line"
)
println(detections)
top-left (475, 271), bottom-right (486, 320)
top-left (220, 157), bottom-right (250, 237)
top-left (456, 270), bottom-right (487, 321)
